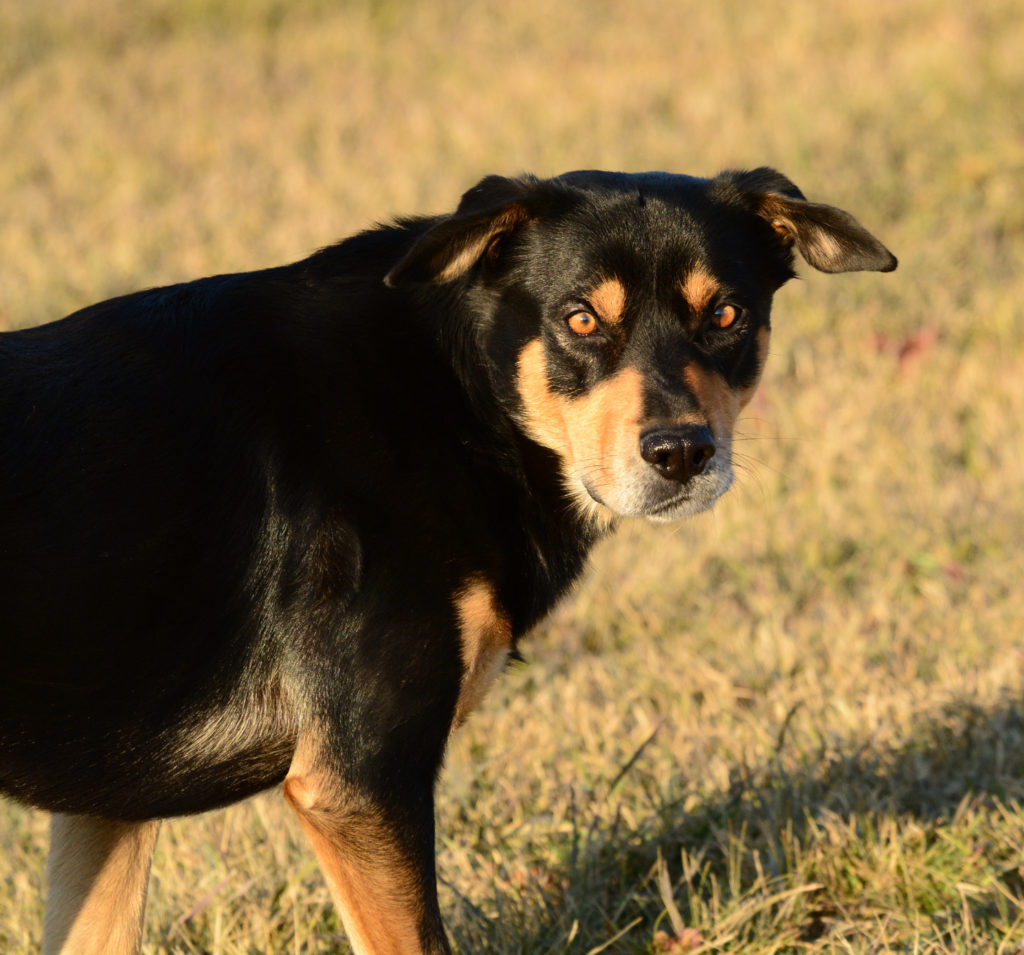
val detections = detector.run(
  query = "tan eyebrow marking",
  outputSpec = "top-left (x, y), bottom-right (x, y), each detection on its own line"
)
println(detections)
top-left (680, 267), bottom-right (721, 313)
top-left (588, 277), bottom-right (627, 325)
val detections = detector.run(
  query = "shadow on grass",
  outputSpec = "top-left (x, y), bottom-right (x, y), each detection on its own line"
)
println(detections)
top-left (444, 692), bottom-right (1024, 953)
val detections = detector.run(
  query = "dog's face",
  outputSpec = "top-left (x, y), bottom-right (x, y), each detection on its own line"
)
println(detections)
top-left (387, 169), bottom-right (896, 522)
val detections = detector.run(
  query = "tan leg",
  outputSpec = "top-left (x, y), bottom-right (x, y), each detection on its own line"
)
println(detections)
top-left (43, 814), bottom-right (160, 955)
top-left (284, 741), bottom-right (450, 955)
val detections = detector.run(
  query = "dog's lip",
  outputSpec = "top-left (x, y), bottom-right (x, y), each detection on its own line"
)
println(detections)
top-left (643, 491), bottom-right (689, 516)
top-left (582, 479), bottom-right (607, 507)
top-left (584, 479), bottom-right (690, 517)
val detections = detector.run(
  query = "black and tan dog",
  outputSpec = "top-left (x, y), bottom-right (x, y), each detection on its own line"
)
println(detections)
top-left (0, 168), bottom-right (895, 954)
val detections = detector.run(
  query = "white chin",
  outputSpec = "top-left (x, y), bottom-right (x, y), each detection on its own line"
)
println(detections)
top-left (625, 472), bottom-right (733, 522)
top-left (643, 495), bottom-right (718, 523)
top-left (577, 465), bottom-right (734, 522)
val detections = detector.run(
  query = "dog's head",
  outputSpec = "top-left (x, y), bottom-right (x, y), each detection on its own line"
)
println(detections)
top-left (386, 169), bottom-right (896, 523)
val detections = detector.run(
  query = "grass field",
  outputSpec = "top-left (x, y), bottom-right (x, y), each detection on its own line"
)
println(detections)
top-left (2, 0), bottom-right (1024, 951)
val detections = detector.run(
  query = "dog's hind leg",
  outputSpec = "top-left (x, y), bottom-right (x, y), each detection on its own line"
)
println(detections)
top-left (43, 814), bottom-right (161, 955)
top-left (284, 737), bottom-right (451, 955)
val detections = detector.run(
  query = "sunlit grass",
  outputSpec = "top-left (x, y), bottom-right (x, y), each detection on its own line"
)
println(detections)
top-left (2, 0), bottom-right (1023, 951)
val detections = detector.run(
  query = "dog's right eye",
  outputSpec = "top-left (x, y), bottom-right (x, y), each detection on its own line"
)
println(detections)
top-left (566, 311), bottom-right (599, 336)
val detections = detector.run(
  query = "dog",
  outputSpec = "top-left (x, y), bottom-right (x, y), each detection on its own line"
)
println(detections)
top-left (0, 167), bottom-right (896, 954)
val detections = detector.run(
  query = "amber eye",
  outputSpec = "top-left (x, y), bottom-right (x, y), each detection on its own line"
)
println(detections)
top-left (711, 304), bottom-right (740, 329)
top-left (567, 311), bottom-right (598, 336)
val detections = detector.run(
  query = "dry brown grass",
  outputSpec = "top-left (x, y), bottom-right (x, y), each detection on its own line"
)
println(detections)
top-left (2, 0), bottom-right (1024, 951)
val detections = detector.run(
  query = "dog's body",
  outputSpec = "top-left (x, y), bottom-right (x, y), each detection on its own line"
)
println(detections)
top-left (0, 168), bottom-right (895, 954)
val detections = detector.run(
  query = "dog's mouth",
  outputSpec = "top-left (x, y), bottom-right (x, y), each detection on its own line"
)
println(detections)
top-left (644, 492), bottom-right (690, 516)
top-left (581, 476), bottom-right (693, 514)
top-left (579, 462), bottom-right (734, 522)
top-left (582, 479), bottom-right (607, 508)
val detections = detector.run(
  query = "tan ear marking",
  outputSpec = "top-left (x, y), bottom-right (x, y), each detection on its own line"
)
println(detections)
top-left (434, 203), bottom-right (530, 283)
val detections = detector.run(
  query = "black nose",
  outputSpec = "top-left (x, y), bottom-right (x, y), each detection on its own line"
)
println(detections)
top-left (640, 426), bottom-right (716, 483)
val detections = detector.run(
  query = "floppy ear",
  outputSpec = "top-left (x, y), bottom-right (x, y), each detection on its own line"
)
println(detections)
top-left (728, 167), bottom-right (897, 274)
top-left (384, 175), bottom-right (539, 287)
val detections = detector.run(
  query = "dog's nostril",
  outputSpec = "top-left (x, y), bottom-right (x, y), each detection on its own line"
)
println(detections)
top-left (688, 442), bottom-right (715, 474)
top-left (640, 427), bottom-right (716, 483)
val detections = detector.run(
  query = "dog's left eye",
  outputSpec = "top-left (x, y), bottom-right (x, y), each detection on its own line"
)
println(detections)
top-left (567, 311), bottom-right (599, 336)
top-left (711, 304), bottom-right (743, 330)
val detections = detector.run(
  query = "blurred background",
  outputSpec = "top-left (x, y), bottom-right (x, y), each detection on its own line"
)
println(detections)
top-left (2, 1), bottom-right (1023, 951)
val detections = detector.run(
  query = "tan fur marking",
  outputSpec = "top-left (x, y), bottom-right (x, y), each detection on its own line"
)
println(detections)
top-left (762, 195), bottom-right (846, 267)
top-left (453, 577), bottom-right (512, 727)
top-left (680, 267), bottom-right (721, 313)
top-left (435, 204), bottom-right (528, 283)
top-left (804, 228), bottom-right (844, 267)
top-left (684, 327), bottom-right (771, 436)
top-left (760, 195), bottom-right (798, 246)
top-left (516, 338), bottom-right (643, 521)
top-left (769, 218), bottom-right (796, 244)
top-left (43, 814), bottom-right (160, 955)
top-left (436, 240), bottom-right (493, 284)
top-left (588, 277), bottom-right (627, 325)
top-left (284, 738), bottom-right (428, 955)
top-left (515, 339), bottom-right (572, 458)
top-left (683, 362), bottom-right (740, 441)
top-left (284, 735), bottom-right (322, 811)
top-left (561, 367), bottom-right (645, 489)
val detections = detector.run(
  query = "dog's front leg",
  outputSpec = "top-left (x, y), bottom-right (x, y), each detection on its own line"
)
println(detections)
top-left (42, 814), bottom-right (160, 955)
top-left (284, 736), bottom-right (451, 955)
